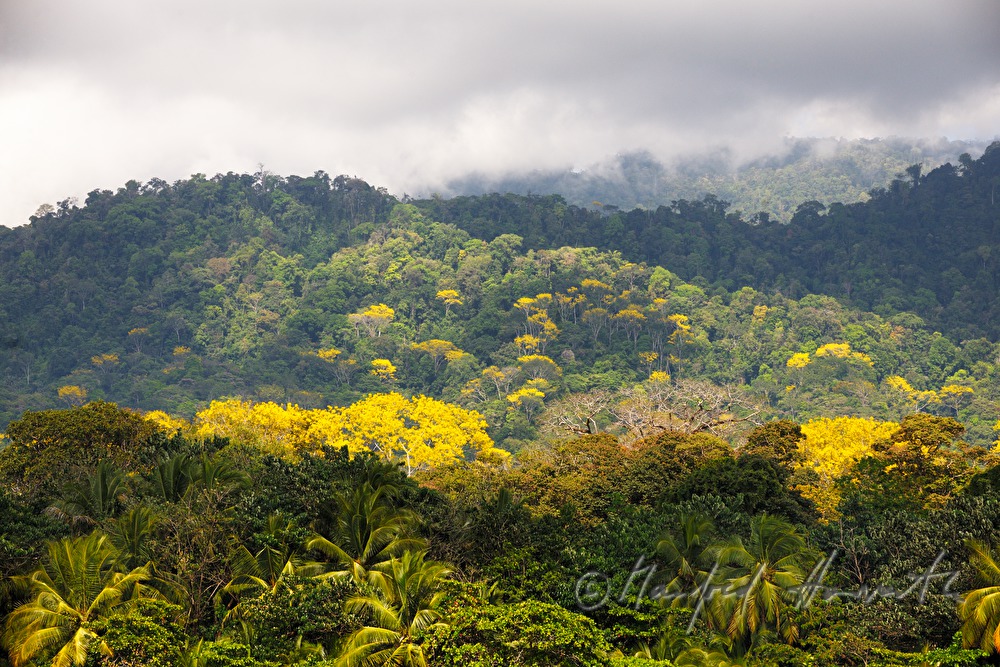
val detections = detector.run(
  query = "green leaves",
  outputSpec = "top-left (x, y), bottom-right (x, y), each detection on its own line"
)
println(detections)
top-left (336, 550), bottom-right (451, 667)
top-left (1, 533), bottom-right (153, 667)
top-left (959, 540), bottom-right (1000, 654)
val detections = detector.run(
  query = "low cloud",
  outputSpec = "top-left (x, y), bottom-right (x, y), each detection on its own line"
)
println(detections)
top-left (1, 0), bottom-right (997, 225)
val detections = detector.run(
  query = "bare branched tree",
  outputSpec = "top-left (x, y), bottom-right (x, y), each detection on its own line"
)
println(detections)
top-left (610, 378), bottom-right (763, 444)
top-left (540, 389), bottom-right (613, 438)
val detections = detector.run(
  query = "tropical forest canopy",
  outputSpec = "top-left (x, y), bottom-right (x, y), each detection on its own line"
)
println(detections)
top-left (1, 142), bottom-right (1000, 666)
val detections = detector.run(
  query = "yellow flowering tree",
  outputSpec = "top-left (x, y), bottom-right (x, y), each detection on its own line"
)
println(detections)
top-left (143, 410), bottom-right (190, 434)
top-left (57, 385), bottom-right (88, 407)
top-left (507, 386), bottom-right (547, 420)
top-left (794, 416), bottom-right (900, 522)
top-left (348, 303), bottom-right (395, 338)
top-left (308, 393), bottom-right (503, 475)
top-left (411, 340), bottom-right (463, 374)
top-left (194, 399), bottom-right (314, 459)
top-left (435, 289), bottom-right (462, 316)
top-left (517, 355), bottom-right (561, 382)
top-left (370, 359), bottom-right (398, 382)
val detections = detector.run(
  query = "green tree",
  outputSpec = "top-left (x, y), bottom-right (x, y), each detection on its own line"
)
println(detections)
top-left (336, 550), bottom-right (451, 667)
top-left (308, 483), bottom-right (425, 584)
top-left (46, 461), bottom-right (126, 528)
top-left (1, 533), bottom-right (153, 667)
top-left (655, 513), bottom-right (716, 606)
top-left (0, 402), bottom-right (163, 501)
top-left (219, 515), bottom-right (315, 627)
top-left (958, 540), bottom-right (1000, 654)
top-left (429, 598), bottom-right (611, 667)
top-left (91, 599), bottom-right (187, 667)
top-left (710, 515), bottom-right (817, 651)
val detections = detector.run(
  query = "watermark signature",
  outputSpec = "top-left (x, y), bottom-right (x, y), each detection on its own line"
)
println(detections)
top-left (575, 550), bottom-right (961, 631)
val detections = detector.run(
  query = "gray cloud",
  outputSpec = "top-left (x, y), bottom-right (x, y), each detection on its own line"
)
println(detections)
top-left (1, 0), bottom-right (998, 225)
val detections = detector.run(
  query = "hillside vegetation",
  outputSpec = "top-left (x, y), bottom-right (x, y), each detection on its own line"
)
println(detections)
top-left (2, 147), bottom-right (1000, 446)
top-left (3, 146), bottom-right (1000, 666)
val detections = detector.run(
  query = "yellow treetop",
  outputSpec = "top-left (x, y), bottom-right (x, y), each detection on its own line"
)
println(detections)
top-left (639, 351), bottom-right (659, 365)
top-left (886, 375), bottom-right (940, 411)
top-left (194, 399), bottom-right (314, 459)
top-left (788, 342), bottom-right (872, 369)
top-left (580, 278), bottom-right (611, 293)
top-left (514, 297), bottom-right (537, 315)
top-left (814, 342), bottom-right (852, 358)
top-left (316, 347), bottom-right (342, 361)
top-left (514, 334), bottom-right (540, 354)
top-left (348, 303), bottom-right (395, 337)
top-left (435, 289), bottom-right (462, 304)
top-left (144, 410), bottom-right (191, 434)
top-left (91, 353), bottom-right (120, 367)
top-left (886, 375), bottom-right (914, 393)
top-left (411, 340), bottom-right (463, 373)
top-left (505, 386), bottom-right (546, 419)
top-left (517, 354), bottom-right (562, 381)
top-left (307, 393), bottom-right (503, 475)
top-left (194, 394), bottom-right (503, 473)
top-left (370, 359), bottom-right (397, 381)
top-left (815, 342), bottom-right (874, 366)
top-left (614, 307), bottom-right (646, 323)
top-left (795, 416), bottom-right (900, 522)
top-left (435, 289), bottom-right (462, 315)
top-left (786, 352), bottom-right (811, 369)
top-left (57, 385), bottom-right (88, 406)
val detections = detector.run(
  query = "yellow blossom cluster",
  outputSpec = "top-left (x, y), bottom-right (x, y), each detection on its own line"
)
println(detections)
top-left (191, 393), bottom-right (504, 474)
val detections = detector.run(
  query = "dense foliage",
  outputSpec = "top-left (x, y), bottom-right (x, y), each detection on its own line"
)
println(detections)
top-left (421, 142), bottom-right (1000, 340)
top-left (2, 143), bottom-right (1000, 665)
top-left (3, 147), bottom-right (1000, 451)
top-left (1, 404), bottom-right (998, 667)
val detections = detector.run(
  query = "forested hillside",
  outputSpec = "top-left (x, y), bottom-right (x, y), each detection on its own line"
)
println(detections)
top-left (420, 142), bottom-right (1000, 341)
top-left (4, 147), bottom-right (1000, 667)
top-left (2, 151), bottom-right (1000, 446)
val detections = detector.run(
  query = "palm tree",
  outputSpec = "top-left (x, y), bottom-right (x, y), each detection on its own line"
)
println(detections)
top-left (958, 539), bottom-right (1000, 653)
top-left (105, 506), bottom-right (186, 605)
top-left (711, 514), bottom-right (816, 650)
top-left (188, 455), bottom-right (251, 496)
top-left (336, 550), bottom-right (451, 667)
top-left (308, 483), bottom-right (425, 584)
top-left (153, 453), bottom-right (195, 502)
top-left (218, 515), bottom-right (318, 626)
top-left (46, 461), bottom-right (125, 527)
top-left (634, 630), bottom-right (694, 662)
top-left (656, 512), bottom-right (716, 606)
top-left (1, 532), bottom-right (152, 667)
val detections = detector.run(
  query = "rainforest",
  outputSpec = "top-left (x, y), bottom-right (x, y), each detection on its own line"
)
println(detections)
top-left (2, 143), bottom-right (1000, 667)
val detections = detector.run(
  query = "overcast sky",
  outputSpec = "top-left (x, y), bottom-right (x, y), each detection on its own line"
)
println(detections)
top-left (1, 0), bottom-right (998, 226)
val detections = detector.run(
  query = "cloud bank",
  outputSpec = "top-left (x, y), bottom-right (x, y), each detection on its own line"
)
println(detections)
top-left (1, 0), bottom-right (998, 225)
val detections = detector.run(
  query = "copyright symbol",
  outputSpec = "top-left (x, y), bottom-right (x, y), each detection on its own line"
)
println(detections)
top-left (575, 571), bottom-right (610, 611)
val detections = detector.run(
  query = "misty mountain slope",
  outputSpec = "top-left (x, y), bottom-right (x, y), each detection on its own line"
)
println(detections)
top-left (441, 137), bottom-right (990, 222)
top-left (419, 141), bottom-right (1000, 340)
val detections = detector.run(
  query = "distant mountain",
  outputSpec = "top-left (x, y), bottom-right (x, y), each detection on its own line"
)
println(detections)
top-left (442, 136), bottom-right (991, 222)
